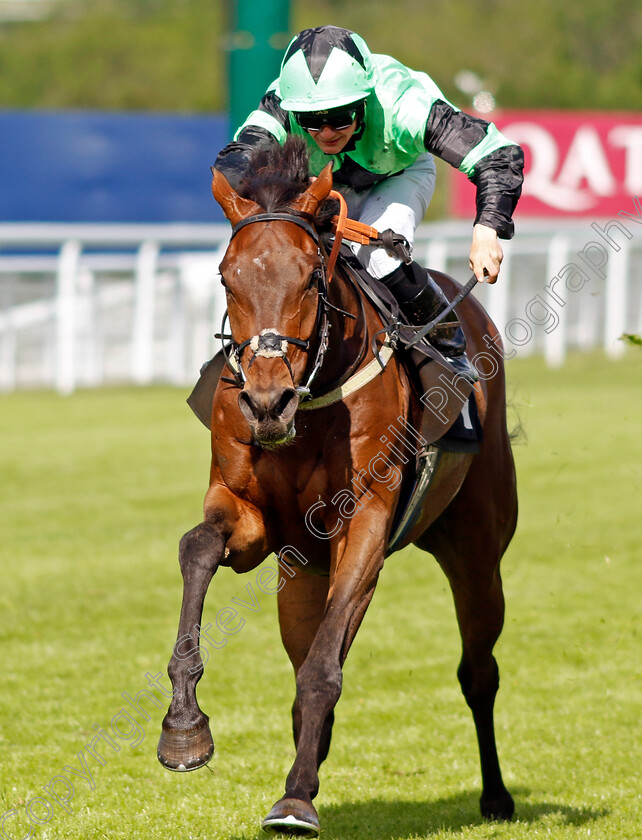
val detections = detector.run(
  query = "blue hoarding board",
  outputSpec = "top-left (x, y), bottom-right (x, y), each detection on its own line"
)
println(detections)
top-left (0, 111), bottom-right (230, 223)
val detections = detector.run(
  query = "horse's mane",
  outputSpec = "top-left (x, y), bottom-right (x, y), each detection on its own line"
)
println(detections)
top-left (237, 136), bottom-right (337, 227)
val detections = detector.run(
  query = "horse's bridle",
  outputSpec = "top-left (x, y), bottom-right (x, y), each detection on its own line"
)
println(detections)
top-left (216, 211), bottom-right (357, 400)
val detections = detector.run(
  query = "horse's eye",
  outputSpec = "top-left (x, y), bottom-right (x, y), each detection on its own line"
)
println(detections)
top-left (221, 276), bottom-right (236, 296)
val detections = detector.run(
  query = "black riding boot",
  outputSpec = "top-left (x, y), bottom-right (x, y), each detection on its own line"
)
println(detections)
top-left (381, 261), bottom-right (477, 383)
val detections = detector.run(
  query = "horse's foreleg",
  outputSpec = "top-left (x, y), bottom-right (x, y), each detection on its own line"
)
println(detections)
top-left (157, 519), bottom-right (224, 771)
top-left (263, 524), bottom-right (386, 837)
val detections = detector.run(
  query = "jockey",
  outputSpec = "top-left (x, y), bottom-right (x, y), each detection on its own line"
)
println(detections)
top-left (215, 25), bottom-right (524, 383)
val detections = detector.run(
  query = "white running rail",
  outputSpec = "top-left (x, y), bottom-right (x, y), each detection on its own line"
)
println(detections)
top-left (1, 219), bottom-right (640, 393)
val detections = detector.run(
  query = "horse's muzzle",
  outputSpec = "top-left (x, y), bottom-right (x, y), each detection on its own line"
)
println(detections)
top-left (238, 386), bottom-right (299, 448)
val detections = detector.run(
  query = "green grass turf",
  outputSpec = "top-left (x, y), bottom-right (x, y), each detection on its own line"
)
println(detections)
top-left (0, 351), bottom-right (640, 839)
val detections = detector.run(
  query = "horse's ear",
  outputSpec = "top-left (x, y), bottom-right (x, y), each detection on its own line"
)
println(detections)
top-left (211, 167), bottom-right (262, 225)
top-left (291, 163), bottom-right (334, 217)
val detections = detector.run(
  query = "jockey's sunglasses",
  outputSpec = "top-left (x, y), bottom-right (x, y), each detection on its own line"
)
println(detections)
top-left (295, 107), bottom-right (357, 132)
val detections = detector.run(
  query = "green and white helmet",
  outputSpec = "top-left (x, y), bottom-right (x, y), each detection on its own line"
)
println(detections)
top-left (278, 26), bottom-right (374, 112)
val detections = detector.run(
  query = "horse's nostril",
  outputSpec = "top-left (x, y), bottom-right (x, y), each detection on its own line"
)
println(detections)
top-left (274, 388), bottom-right (298, 420)
top-left (238, 390), bottom-right (261, 422)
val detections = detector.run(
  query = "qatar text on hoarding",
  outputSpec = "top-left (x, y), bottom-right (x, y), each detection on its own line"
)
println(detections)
top-left (450, 110), bottom-right (642, 218)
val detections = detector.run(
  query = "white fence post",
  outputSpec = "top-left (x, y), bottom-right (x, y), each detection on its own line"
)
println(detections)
top-left (55, 239), bottom-right (81, 395)
top-left (132, 240), bottom-right (159, 384)
top-left (0, 274), bottom-right (17, 391)
top-left (168, 273), bottom-right (186, 385)
top-left (426, 239), bottom-right (448, 274)
top-left (544, 235), bottom-right (570, 368)
top-left (604, 243), bottom-right (629, 358)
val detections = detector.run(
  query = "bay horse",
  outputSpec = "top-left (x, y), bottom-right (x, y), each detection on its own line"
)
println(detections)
top-left (157, 138), bottom-right (518, 835)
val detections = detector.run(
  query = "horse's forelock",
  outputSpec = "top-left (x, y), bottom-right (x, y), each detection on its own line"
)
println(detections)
top-left (238, 137), bottom-right (312, 213)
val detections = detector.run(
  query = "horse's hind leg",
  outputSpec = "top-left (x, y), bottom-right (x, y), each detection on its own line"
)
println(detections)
top-left (157, 519), bottom-right (223, 771)
top-left (451, 558), bottom-right (514, 820)
top-left (419, 448), bottom-right (517, 820)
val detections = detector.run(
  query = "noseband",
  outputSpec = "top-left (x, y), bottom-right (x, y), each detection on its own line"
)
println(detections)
top-left (217, 212), bottom-right (349, 399)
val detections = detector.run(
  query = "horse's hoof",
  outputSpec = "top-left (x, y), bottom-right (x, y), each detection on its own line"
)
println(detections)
top-left (261, 798), bottom-right (320, 837)
top-left (480, 788), bottom-right (515, 821)
top-left (157, 719), bottom-right (214, 772)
